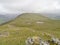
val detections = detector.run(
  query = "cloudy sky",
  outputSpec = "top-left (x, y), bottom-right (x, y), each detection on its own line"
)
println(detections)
top-left (0, 0), bottom-right (60, 14)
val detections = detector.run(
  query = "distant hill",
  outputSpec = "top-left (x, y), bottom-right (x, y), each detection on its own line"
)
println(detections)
top-left (0, 15), bottom-right (8, 24)
top-left (42, 13), bottom-right (60, 20)
top-left (54, 16), bottom-right (60, 20)
top-left (0, 14), bottom-right (18, 25)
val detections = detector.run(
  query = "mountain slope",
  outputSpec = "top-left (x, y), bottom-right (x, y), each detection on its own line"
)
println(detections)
top-left (0, 13), bottom-right (60, 45)
top-left (9, 13), bottom-right (51, 27)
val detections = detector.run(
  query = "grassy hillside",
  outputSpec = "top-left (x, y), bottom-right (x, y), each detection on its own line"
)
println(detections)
top-left (0, 13), bottom-right (60, 45)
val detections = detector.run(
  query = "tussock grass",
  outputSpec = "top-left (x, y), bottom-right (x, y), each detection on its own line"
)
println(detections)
top-left (0, 13), bottom-right (60, 45)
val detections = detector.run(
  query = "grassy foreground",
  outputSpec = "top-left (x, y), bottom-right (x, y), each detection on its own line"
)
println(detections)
top-left (0, 13), bottom-right (60, 45)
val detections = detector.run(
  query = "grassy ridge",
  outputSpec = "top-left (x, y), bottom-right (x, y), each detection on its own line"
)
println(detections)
top-left (0, 13), bottom-right (60, 45)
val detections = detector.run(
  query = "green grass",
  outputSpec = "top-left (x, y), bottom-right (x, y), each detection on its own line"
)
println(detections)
top-left (0, 13), bottom-right (60, 45)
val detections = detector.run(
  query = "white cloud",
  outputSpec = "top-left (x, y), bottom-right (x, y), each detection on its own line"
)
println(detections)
top-left (0, 0), bottom-right (60, 14)
top-left (29, 0), bottom-right (60, 12)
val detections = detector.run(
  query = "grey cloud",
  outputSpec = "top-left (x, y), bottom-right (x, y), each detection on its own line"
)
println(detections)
top-left (0, 0), bottom-right (60, 14)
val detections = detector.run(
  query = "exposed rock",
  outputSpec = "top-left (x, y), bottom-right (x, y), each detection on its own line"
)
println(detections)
top-left (36, 21), bottom-right (44, 24)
